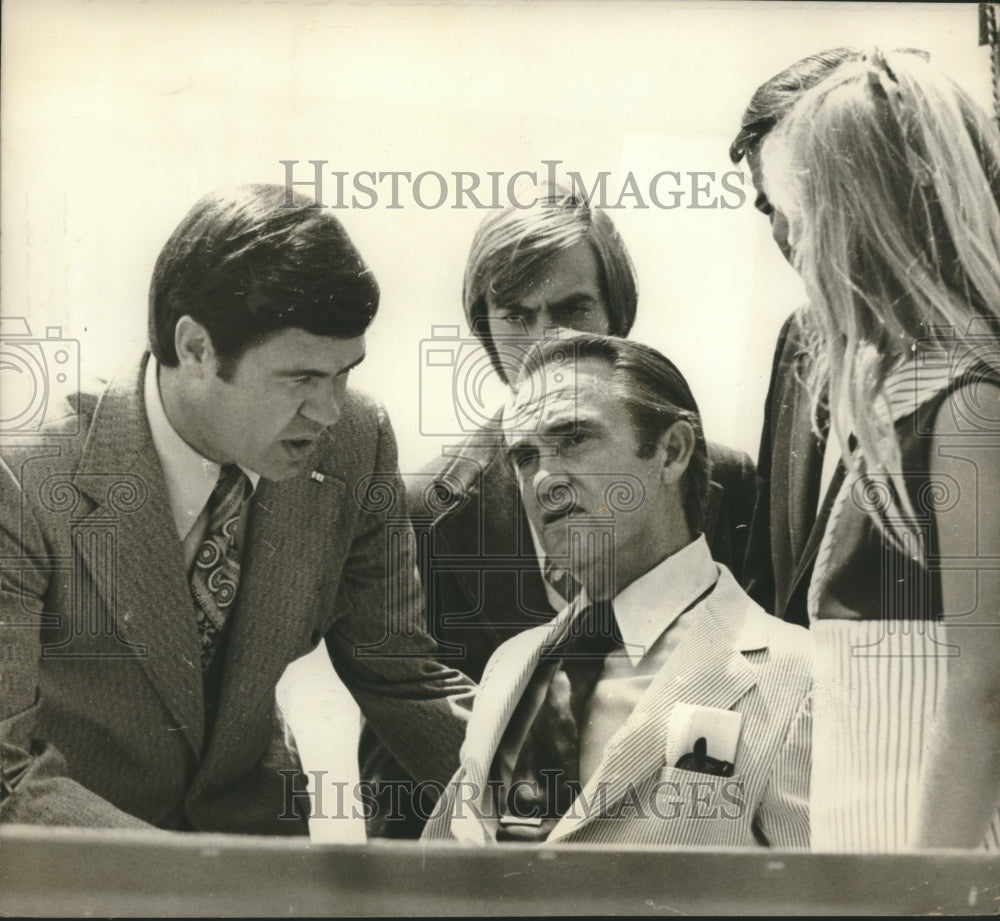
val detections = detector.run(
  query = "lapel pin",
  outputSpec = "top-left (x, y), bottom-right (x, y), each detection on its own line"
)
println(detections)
top-left (310, 470), bottom-right (326, 483)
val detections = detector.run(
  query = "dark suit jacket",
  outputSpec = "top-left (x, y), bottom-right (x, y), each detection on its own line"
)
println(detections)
top-left (359, 419), bottom-right (756, 836)
top-left (742, 312), bottom-right (842, 628)
top-left (0, 356), bottom-right (473, 833)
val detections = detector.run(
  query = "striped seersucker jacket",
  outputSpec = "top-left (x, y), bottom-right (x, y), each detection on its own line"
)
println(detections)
top-left (423, 563), bottom-right (812, 849)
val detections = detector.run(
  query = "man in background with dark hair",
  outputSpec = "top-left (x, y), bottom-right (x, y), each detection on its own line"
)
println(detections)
top-left (732, 49), bottom-right (861, 628)
top-left (360, 184), bottom-right (757, 837)
top-left (0, 184), bottom-right (472, 833)
top-left (423, 335), bottom-right (811, 848)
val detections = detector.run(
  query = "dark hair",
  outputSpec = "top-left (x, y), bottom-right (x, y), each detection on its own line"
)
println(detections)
top-left (463, 183), bottom-right (638, 385)
top-left (149, 184), bottom-right (379, 376)
top-left (729, 48), bottom-right (861, 164)
top-left (519, 334), bottom-right (710, 534)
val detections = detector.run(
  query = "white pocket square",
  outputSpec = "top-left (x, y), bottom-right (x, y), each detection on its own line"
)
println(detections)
top-left (666, 703), bottom-right (742, 768)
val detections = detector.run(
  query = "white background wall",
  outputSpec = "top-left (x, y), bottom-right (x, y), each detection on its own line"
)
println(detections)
top-left (2, 0), bottom-right (994, 841)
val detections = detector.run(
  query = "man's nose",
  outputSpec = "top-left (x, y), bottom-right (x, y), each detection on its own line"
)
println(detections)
top-left (300, 379), bottom-right (343, 429)
top-left (528, 308), bottom-right (565, 339)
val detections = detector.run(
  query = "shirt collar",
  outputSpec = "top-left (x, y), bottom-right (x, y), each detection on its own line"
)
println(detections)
top-left (609, 534), bottom-right (719, 666)
top-left (881, 353), bottom-right (958, 425)
top-left (144, 355), bottom-right (259, 542)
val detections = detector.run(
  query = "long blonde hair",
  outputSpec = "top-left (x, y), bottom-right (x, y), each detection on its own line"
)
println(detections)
top-left (762, 49), bottom-right (1000, 538)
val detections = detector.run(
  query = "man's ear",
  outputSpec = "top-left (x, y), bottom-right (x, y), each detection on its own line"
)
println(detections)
top-left (174, 316), bottom-right (216, 376)
top-left (657, 419), bottom-right (696, 485)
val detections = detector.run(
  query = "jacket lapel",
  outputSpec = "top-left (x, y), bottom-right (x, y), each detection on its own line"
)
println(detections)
top-left (451, 606), bottom-right (578, 843)
top-left (780, 338), bottom-right (847, 617)
top-left (547, 568), bottom-right (761, 843)
top-left (73, 356), bottom-right (205, 755)
top-left (779, 343), bottom-right (830, 562)
top-left (786, 460), bottom-right (845, 615)
top-left (198, 447), bottom-right (347, 776)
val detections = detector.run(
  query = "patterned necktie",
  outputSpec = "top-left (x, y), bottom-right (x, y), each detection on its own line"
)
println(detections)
top-left (494, 600), bottom-right (623, 842)
top-left (190, 464), bottom-right (249, 669)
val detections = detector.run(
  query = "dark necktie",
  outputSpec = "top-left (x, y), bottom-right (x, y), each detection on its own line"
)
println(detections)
top-left (190, 464), bottom-right (249, 669)
top-left (494, 600), bottom-right (623, 842)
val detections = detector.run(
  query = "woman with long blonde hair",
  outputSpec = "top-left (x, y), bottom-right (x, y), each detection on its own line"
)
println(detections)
top-left (762, 48), bottom-right (1000, 851)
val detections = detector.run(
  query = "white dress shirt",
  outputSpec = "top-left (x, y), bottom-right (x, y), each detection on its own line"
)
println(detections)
top-left (579, 534), bottom-right (719, 785)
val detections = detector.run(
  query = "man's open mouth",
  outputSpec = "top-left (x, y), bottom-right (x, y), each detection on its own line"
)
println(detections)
top-left (284, 437), bottom-right (318, 451)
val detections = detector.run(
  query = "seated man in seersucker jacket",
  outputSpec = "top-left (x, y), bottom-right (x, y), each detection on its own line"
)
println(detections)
top-left (423, 334), bottom-right (811, 848)
top-left (360, 186), bottom-right (757, 837)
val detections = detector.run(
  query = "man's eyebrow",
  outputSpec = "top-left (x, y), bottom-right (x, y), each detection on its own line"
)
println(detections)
top-left (497, 291), bottom-right (598, 313)
top-left (494, 298), bottom-right (536, 314)
top-left (538, 416), bottom-right (600, 439)
top-left (542, 419), bottom-right (580, 437)
top-left (548, 291), bottom-right (599, 310)
top-left (274, 368), bottom-right (328, 379)
top-left (503, 433), bottom-right (534, 459)
top-left (274, 353), bottom-right (366, 378)
top-left (504, 413), bottom-right (599, 460)
top-left (340, 353), bottom-right (366, 374)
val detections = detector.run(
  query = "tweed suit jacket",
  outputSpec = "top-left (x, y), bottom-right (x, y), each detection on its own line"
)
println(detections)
top-left (743, 312), bottom-right (843, 629)
top-left (0, 355), bottom-right (473, 833)
top-left (423, 564), bottom-right (812, 849)
top-left (358, 422), bottom-right (756, 836)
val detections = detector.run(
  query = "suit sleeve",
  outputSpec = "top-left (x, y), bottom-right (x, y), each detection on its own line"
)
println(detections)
top-left (324, 405), bottom-right (475, 788)
top-left (0, 455), bottom-right (151, 828)
top-left (753, 688), bottom-right (811, 850)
